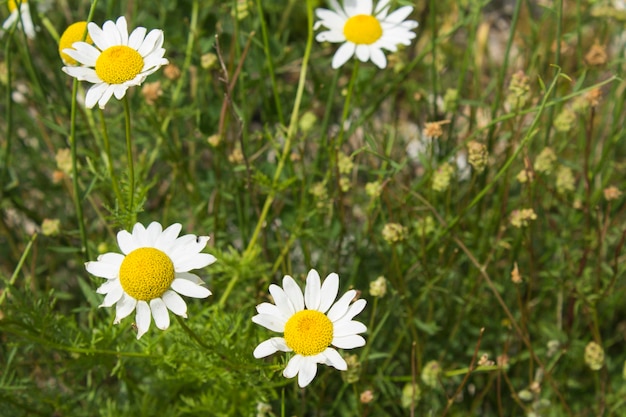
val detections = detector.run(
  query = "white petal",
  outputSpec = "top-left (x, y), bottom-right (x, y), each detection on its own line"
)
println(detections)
top-left (85, 83), bottom-right (108, 109)
top-left (331, 42), bottom-right (356, 69)
top-left (318, 272), bottom-right (339, 313)
top-left (253, 337), bottom-right (290, 358)
top-left (327, 290), bottom-right (357, 322)
top-left (65, 42), bottom-right (100, 66)
top-left (370, 47), bottom-right (387, 69)
top-left (135, 300), bottom-right (151, 339)
top-left (95, 278), bottom-right (118, 294)
top-left (355, 44), bottom-right (370, 62)
top-left (175, 271), bottom-right (203, 285)
top-left (102, 19), bottom-right (121, 46)
top-left (375, 0), bottom-right (391, 15)
top-left (62, 66), bottom-right (101, 83)
top-left (316, 29), bottom-right (346, 43)
top-left (128, 26), bottom-right (147, 50)
top-left (99, 282), bottom-right (124, 307)
top-left (384, 6), bottom-right (414, 24)
top-left (332, 334), bottom-right (366, 349)
top-left (297, 357), bottom-right (318, 388)
top-left (251, 313), bottom-right (286, 333)
top-left (283, 354), bottom-right (304, 379)
top-left (114, 293), bottom-right (137, 323)
top-left (115, 16), bottom-right (129, 45)
top-left (88, 21), bottom-right (111, 51)
top-left (174, 253), bottom-right (216, 272)
top-left (97, 85), bottom-right (116, 109)
top-left (171, 278), bottom-right (212, 298)
top-left (339, 298), bottom-right (367, 322)
top-left (150, 298), bottom-right (170, 330)
top-left (85, 253), bottom-right (123, 279)
top-left (333, 320), bottom-right (367, 337)
top-left (137, 29), bottom-right (164, 57)
top-left (304, 269), bottom-right (321, 310)
top-left (354, 0), bottom-right (373, 15)
top-left (113, 84), bottom-right (129, 100)
top-left (154, 223), bottom-right (182, 252)
top-left (321, 347), bottom-right (348, 370)
top-left (162, 290), bottom-right (188, 317)
top-left (269, 283), bottom-right (296, 318)
top-left (116, 229), bottom-right (136, 254)
top-left (255, 302), bottom-right (281, 316)
top-left (282, 275), bottom-right (304, 312)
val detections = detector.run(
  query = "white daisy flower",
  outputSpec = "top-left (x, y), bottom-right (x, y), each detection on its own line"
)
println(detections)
top-left (3, 0), bottom-right (36, 39)
top-left (61, 16), bottom-right (168, 109)
top-left (85, 222), bottom-right (216, 339)
top-left (252, 269), bottom-right (367, 388)
top-left (314, 0), bottom-right (418, 69)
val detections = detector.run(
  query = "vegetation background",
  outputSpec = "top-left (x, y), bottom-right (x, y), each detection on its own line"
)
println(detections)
top-left (0, 0), bottom-right (625, 415)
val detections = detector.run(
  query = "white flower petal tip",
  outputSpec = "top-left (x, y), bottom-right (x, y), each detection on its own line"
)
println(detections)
top-left (61, 16), bottom-right (168, 109)
top-left (252, 269), bottom-right (367, 386)
top-left (314, 0), bottom-right (417, 69)
top-left (84, 221), bottom-right (215, 338)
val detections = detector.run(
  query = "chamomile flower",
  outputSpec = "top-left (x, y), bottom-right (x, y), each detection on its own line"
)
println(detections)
top-left (3, 0), bottom-right (36, 39)
top-left (85, 222), bottom-right (216, 339)
top-left (61, 16), bottom-right (168, 109)
top-left (252, 269), bottom-right (367, 388)
top-left (314, 0), bottom-right (418, 69)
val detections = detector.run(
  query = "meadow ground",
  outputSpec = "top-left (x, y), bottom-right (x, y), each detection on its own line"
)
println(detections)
top-left (0, 0), bottom-right (625, 416)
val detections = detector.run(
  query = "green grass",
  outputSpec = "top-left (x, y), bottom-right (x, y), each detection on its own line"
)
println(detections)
top-left (1, 0), bottom-right (625, 415)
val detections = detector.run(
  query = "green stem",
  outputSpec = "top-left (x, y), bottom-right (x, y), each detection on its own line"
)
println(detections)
top-left (0, 234), bottom-right (37, 306)
top-left (0, 23), bottom-right (16, 203)
top-left (256, 0), bottom-right (285, 125)
top-left (332, 61), bottom-right (359, 154)
top-left (218, 0), bottom-right (315, 308)
top-left (123, 96), bottom-right (135, 227)
top-left (175, 315), bottom-right (211, 350)
top-left (98, 109), bottom-right (124, 209)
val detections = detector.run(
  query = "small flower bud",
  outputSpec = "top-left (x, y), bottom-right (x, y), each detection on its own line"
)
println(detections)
top-left (369, 276), bottom-right (387, 298)
top-left (382, 223), bottom-right (407, 244)
top-left (467, 141), bottom-right (488, 173)
top-left (534, 147), bottom-right (556, 174)
top-left (421, 360), bottom-right (442, 388)
top-left (584, 341), bottom-right (604, 371)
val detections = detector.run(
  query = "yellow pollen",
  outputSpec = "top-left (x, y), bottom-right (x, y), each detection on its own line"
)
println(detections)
top-left (118, 247), bottom-right (175, 301)
top-left (59, 22), bottom-right (93, 65)
top-left (95, 45), bottom-right (144, 84)
top-left (284, 310), bottom-right (333, 356)
top-left (343, 14), bottom-right (383, 45)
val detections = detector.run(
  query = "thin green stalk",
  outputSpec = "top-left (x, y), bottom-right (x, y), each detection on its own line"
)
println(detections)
top-left (543, 0), bottom-right (563, 145)
top-left (429, 0), bottom-right (438, 117)
top-left (256, 0), bottom-right (285, 125)
top-left (98, 109), bottom-right (124, 208)
top-left (0, 23), bottom-right (16, 203)
top-left (218, 0), bottom-right (315, 308)
top-left (123, 96), bottom-right (136, 227)
top-left (0, 234), bottom-right (37, 307)
top-left (332, 61), bottom-right (359, 155)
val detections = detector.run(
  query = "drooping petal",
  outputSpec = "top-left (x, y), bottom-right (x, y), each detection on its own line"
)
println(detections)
top-left (253, 337), bottom-right (290, 358)
top-left (114, 293), bottom-right (137, 323)
top-left (369, 46), bottom-right (387, 69)
top-left (135, 300), bottom-right (151, 339)
top-left (99, 282), bottom-right (124, 307)
top-left (162, 290), bottom-right (187, 317)
top-left (96, 278), bottom-right (118, 294)
top-left (283, 354), bottom-right (304, 379)
top-left (251, 313), bottom-right (287, 333)
top-left (331, 42), bottom-right (356, 69)
top-left (269, 283), bottom-right (296, 318)
top-left (321, 347), bottom-right (348, 370)
top-left (150, 297), bottom-right (170, 330)
top-left (297, 357), bottom-right (319, 388)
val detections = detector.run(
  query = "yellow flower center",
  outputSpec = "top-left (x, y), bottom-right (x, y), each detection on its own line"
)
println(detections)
top-left (59, 22), bottom-right (93, 65)
top-left (343, 14), bottom-right (383, 45)
top-left (118, 247), bottom-right (175, 301)
top-left (284, 310), bottom-right (333, 356)
top-left (8, 0), bottom-right (25, 13)
top-left (95, 45), bottom-right (144, 84)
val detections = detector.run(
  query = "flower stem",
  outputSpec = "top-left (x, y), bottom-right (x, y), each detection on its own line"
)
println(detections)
top-left (123, 96), bottom-right (136, 227)
top-left (98, 109), bottom-right (124, 210)
top-left (219, 0), bottom-right (315, 308)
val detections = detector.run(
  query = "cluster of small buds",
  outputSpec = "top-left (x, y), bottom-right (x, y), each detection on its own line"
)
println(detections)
top-left (401, 383), bottom-right (421, 408)
top-left (339, 176), bottom-right (351, 192)
top-left (432, 162), bottom-right (455, 192)
top-left (163, 63), bottom-right (181, 80)
top-left (423, 120), bottom-right (450, 139)
top-left (443, 88), bottom-right (459, 113)
top-left (556, 166), bottom-right (575, 194)
top-left (584, 341), bottom-right (605, 371)
top-left (200, 53), bottom-right (218, 70)
top-left (585, 43), bottom-right (608, 66)
top-left (467, 141), bottom-right (489, 173)
top-left (603, 185), bottom-right (622, 201)
top-left (511, 262), bottom-right (522, 284)
top-left (365, 181), bottom-right (383, 198)
top-left (228, 147), bottom-right (244, 164)
top-left (309, 181), bottom-right (329, 209)
top-left (231, 0), bottom-right (251, 20)
top-left (421, 360), bottom-right (442, 388)
top-left (510, 208), bottom-right (537, 228)
top-left (207, 134), bottom-right (221, 147)
top-left (382, 222), bottom-right (408, 244)
top-left (547, 340), bottom-right (561, 357)
top-left (337, 151), bottom-right (354, 175)
top-left (478, 354), bottom-right (495, 367)
top-left (55, 148), bottom-right (72, 175)
top-left (369, 276), bottom-right (387, 297)
top-left (141, 81), bottom-right (163, 105)
top-left (506, 70), bottom-right (531, 110)
top-left (299, 111), bottom-right (317, 133)
top-left (534, 147), bottom-right (557, 174)
top-left (360, 390), bottom-right (374, 404)
top-left (256, 402), bottom-right (274, 417)
top-left (341, 354), bottom-right (362, 384)
top-left (414, 215), bottom-right (435, 238)
top-left (554, 108), bottom-right (576, 133)
top-left (41, 219), bottom-right (61, 236)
